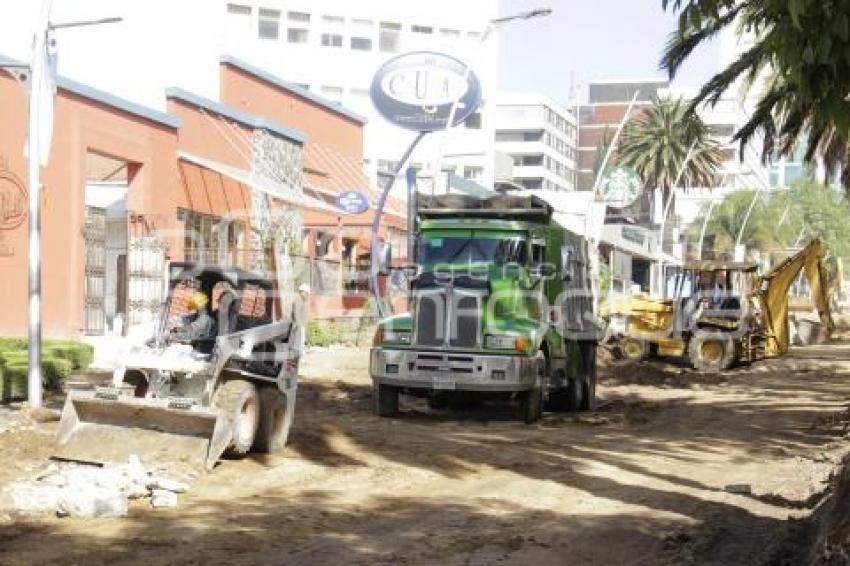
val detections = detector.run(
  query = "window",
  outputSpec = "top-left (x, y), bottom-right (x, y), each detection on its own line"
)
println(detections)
top-left (293, 83), bottom-right (310, 91)
top-left (288, 11), bottom-right (310, 23)
top-left (351, 36), bottom-right (372, 50)
top-left (258, 8), bottom-right (280, 40)
top-left (322, 15), bottom-right (344, 25)
top-left (321, 33), bottom-right (343, 47)
top-left (440, 28), bottom-right (460, 37)
top-left (227, 4), bottom-right (250, 15)
top-left (411, 25), bottom-right (433, 34)
top-left (379, 22), bottom-right (401, 52)
top-left (463, 166), bottom-right (483, 180)
top-left (464, 112), bottom-right (482, 129)
top-left (467, 31), bottom-right (481, 40)
top-left (288, 28), bottom-right (309, 43)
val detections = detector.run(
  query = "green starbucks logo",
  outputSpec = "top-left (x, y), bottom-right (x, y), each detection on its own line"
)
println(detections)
top-left (597, 166), bottom-right (642, 208)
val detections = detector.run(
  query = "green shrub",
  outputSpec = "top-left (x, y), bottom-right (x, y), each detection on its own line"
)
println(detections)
top-left (306, 321), bottom-right (344, 347)
top-left (2, 362), bottom-right (27, 401)
top-left (42, 358), bottom-right (73, 388)
top-left (43, 341), bottom-right (93, 370)
top-left (0, 338), bottom-right (27, 351)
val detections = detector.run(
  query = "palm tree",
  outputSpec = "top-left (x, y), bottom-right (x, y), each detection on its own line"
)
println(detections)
top-left (661, 0), bottom-right (850, 193)
top-left (617, 95), bottom-right (723, 203)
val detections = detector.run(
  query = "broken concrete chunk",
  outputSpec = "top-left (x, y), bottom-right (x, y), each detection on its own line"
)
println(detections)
top-left (150, 489), bottom-right (178, 508)
top-left (8, 483), bottom-right (63, 514)
top-left (56, 485), bottom-right (128, 518)
top-left (724, 483), bottom-right (752, 495)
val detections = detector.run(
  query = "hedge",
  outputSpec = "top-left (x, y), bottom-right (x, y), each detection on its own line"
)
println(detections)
top-left (0, 339), bottom-right (93, 402)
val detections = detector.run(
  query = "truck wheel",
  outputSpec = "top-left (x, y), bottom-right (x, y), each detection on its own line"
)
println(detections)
top-left (579, 341), bottom-right (598, 411)
top-left (253, 386), bottom-right (290, 454)
top-left (565, 377), bottom-right (584, 412)
top-left (520, 355), bottom-right (545, 423)
top-left (688, 331), bottom-right (735, 372)
top-left (214, 379), bottom-right (260, 456)
top-left (375, 383), bottom-right (399, 417)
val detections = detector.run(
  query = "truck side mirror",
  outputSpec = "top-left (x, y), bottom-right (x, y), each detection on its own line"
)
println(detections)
top-left (560, 245), bottom-right (575, 281)
top-left (378, 242), bottom-right (392, 276)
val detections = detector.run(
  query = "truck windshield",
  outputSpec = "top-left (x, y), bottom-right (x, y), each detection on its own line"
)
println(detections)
top-left (419, 236), bottom-right (527, 265)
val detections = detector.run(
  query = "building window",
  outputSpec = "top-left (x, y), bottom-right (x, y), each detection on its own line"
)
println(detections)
top-left (287, 28), bottom-right (309, 43)
top-left (463, 166), bottom-right (483, 180)
top-left (293, 83), bottom-right (310, 91)
top-left (321, 33), bottom-right (343, 47)
top-left (227, 4), bottom-right (251, 15)
top-left (321, 15), bottom-right (344, 26)
top-left (467, 31), bottom-right (481, 40)
top-left (411, 25), bottom-right (433, 34)
top-left (350, 36), bottom-right (372, 50)
top-left (440, 28), bottom-right (461, 38)
top-left (258, 8), bottom-right (280, 40)
top-left (464, 112), bottom-right (482, 129)
top-left (288, 11), bottom-right (310, 23)
top-left (379, 22), bottom-right (401, 52)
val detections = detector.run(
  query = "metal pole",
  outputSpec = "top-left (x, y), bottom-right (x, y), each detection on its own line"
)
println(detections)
top-left (27, 3), bottom-right (52, 409)
top-left (735, 187), bottom-right (763, 247)
top-left (697, 199), bottom-right (718, 261)
top-left (655, 139), bottom-right (697, 295)
top-left (370, 132), bottom-right (427, 318)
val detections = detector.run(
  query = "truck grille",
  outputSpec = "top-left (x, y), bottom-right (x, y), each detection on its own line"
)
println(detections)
top-left (414, 288), bottom-right (483, 349)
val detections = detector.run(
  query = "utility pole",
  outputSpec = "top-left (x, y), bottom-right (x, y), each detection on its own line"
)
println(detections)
top-left (0, 2), bottom-right (121, 408)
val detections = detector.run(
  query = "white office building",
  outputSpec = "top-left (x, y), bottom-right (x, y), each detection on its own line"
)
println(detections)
top-left (494, 93), bottom-right (578, 192)
top-left (0, 0), bottom-right (501, 192)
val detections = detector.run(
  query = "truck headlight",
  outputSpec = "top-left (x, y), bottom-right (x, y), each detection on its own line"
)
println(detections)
top-left (386, 330), bottom-right (412, 344)
top-left (485, 334), bottom-right (527, 351)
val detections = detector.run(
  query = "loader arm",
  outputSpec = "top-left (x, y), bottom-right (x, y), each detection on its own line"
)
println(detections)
top-left (756, 239), bottom-right (834, 357)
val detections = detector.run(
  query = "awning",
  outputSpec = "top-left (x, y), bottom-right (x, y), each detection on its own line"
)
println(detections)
top-left (178, 151), bottom-right (344, 215)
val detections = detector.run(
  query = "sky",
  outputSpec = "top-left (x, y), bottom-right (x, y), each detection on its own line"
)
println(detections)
top-left (498, 0), bottom-right (721, 105)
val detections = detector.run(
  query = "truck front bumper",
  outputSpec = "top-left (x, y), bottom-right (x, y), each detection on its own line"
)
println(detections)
top-left (370, 348), bottom-right (538, 392)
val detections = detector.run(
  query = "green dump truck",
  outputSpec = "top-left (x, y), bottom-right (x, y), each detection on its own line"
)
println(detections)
top-left (370, 194), bottom-right (599, 423)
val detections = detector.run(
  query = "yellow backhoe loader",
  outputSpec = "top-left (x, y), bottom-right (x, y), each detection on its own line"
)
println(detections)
top-left (602, 239), bottom-right (834, 372)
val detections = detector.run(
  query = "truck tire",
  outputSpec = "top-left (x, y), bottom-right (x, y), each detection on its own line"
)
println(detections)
top-left (519, 356), bottom-right (545, 423)
top-left (253, 386), bottom-right (290, 454)
top-left (579, 340), bottom-right (598, 411)
top-left (375, 383), bottom-right (399, 417)
top-left (214, 379), bottom-right (260, 456)
top-left (688, 331), bottom-right (735, 372)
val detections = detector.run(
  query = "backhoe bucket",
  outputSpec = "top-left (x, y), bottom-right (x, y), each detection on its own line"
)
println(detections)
top-left (54, 391), bottom-right (232, 471)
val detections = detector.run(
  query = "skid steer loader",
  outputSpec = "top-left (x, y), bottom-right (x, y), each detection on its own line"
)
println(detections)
top-left (55, 262), bottom-right (302, 471)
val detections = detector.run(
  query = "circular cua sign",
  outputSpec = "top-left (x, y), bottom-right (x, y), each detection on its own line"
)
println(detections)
top-left (370, 51), bottom-right (482, 132)
top-left (597, 166), bottom-right (642, 208)
top-left (335, 191), bottom-right (370, 215)
top-left (0, 169), bottom-right (26, 230)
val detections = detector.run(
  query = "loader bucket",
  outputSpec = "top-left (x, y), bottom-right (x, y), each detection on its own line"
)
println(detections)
top-left (54, 391), bottom-right (233, 471)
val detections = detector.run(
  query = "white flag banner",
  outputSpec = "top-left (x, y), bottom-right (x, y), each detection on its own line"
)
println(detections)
top-left (27, 0), bottom-right (56, 167)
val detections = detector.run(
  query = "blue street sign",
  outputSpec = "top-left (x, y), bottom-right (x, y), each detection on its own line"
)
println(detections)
top-left (335, 191), bottom-right (370, 214)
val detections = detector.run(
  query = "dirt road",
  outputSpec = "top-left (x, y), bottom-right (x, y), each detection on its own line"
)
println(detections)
top-left (2, 332), bottom-right (850, 565)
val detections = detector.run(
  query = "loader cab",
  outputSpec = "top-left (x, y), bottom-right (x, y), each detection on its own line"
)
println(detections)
top-left (160, 263), bottom-right (277, 353)
top-left (672, 261), bottom-right (758, 331)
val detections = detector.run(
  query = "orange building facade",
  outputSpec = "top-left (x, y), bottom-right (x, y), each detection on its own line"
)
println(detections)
top-left (0, 53), bottom-right (404, 339)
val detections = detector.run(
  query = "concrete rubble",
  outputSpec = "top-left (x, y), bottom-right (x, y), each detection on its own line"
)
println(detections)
top-left (6, 456), bottom-right (190, 518)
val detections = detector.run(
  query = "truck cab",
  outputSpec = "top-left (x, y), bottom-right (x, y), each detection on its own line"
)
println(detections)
top-left (369, 194), bottom-right (599, 423)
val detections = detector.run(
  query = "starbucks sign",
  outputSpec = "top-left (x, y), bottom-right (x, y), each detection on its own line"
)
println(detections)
top-left (597, 166), bottom-right (642, 208)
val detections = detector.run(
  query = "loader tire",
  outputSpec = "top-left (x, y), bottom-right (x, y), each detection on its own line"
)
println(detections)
top-left (215, 379), bottom-right (260, 456)
top-left (688, 332), bottom-right (735, 373)
top-left (254, 386), bottom-right (289, 454)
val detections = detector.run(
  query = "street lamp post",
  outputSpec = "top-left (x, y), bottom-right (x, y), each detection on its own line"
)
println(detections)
top-left (0, 1), bottom-right (121, 408)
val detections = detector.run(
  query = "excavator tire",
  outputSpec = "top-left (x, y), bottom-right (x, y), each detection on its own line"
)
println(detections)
top-left (688, 331), bottom-right (736, 373)
top-left (253, 386), bottom-right (289, 454)
top-left (214, 379), bottom-right (260, 456)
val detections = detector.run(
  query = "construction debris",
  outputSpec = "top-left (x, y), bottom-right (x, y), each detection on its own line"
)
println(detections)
top-left (6, 456), bottom-right (189, 518)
